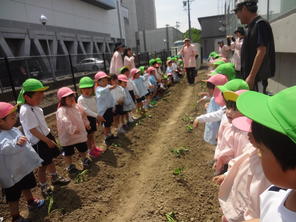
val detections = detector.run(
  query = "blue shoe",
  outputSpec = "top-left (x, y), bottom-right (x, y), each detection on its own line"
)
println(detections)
top-left (28, 199), bottom-right (45, 211)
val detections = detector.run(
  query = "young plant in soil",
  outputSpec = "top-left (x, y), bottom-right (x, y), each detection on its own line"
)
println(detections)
top-left (185, 125), bottom-right (193, 132)
top-left (181, 114), bottom-right (193, 124)
top-left (170, 147), bottom-right (189, 158)
top-left (47, 195), bottom-right (54, 214)
top-left (74, 170), bottom-right (89, 184)
top-left (165, 212), bottom-right (178, 222)
top-left (173, 167), bottom-right (184, 176)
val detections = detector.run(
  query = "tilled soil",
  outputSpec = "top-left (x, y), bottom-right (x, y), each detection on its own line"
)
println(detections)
top-left (0, 69), bottom-right (221, 222)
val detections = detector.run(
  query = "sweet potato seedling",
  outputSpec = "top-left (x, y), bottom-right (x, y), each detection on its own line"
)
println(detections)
top-left (181, 114), bottom-right (193, 124)
top-left (185, 125), bottom-right (193, 132)
top-left (47, 195), bottom-right (54, 214)
top-left (165, 212), bottom-right (178, 222)
top-left (74, 170), bottom-right (89, 184)
top-left (173, 168), bottom-right (184, 176)
top-left (170, 147), bottom-right (189, 158)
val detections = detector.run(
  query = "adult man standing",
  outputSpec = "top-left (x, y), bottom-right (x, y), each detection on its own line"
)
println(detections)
top-left (234, 0), bottom-right (275, 94)
top-left (179, 38), bottom-right (198, 84)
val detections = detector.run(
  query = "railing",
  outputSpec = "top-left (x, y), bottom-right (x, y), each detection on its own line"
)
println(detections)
top-left (0, 51), bottom-right (171, 107)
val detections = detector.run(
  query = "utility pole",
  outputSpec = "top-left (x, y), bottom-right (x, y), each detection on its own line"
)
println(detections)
top-left (183, 0), bottom-right (193, 40)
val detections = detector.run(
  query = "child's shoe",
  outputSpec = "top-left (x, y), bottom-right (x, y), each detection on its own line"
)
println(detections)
top-left (40, 184), bottom-right (53, 197)
top-left (67, 164), bottom-right (79, 176)
top-left (117, 127), bottom-right (126, 134)
top-left (89, 147), bottom-right (102, 158)
top-left (12, 216), bottom-right (32, 222)
top-left (51, 174), bottom-right (70, 186)
top-left (28, 198), bottom-right (45, 211)
top-left (82, 158), bottom-right (92, 169)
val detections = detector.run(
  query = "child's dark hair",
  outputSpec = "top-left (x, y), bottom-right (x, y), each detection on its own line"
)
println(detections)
top-left (110, 74), bottom-right (118, 81)
top-left (252, 121), bottom-right (296, 171)
top-left (120, 67), bottom-right (129, 74)
top-left (225, 100), bottom-right (237, 111)
top-left (206, 82), bottom-right (215, 90)
top-left (123, 48), bottom-right (132, 57)
top-left (59, 94), bottom-right (75, 107)
top-left (24, 91), bottom-right (36, 98)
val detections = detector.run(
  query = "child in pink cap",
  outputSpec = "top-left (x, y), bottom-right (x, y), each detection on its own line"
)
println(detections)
top-left (94, 71), bottom-right (116, 145)
top-left (117, 74), bottom-right (136, 129)
top-left (0, 102), bottom-right (45, 222)
top-left (193, 74), bottom-right (228, 145)
top-left (131, 68), bottom-right (149, 116)
top-left (56, 87), bottom-right (92, 176)
top-left (214, 90), bottom-right (250, 175)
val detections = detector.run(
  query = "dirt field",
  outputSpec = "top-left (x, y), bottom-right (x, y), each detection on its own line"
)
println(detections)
top-left (0, 69), bottom-right (221, 222)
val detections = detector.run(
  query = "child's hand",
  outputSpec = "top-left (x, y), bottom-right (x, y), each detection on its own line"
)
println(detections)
top-left (97, 115), bottom-right (106, 122)
top-left (86, 125), bottom-right (91, 130)
top-left (46, 139), bottom-right (57, 148)
top-left (17, 136), bottom-right (28, 146)
top-left (193, 119), bottom-right (199, 128)
top-left (212, 174), bottom-right (225, 185)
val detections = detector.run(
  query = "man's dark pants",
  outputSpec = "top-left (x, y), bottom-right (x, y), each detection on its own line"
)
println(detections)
top-left (185, 67), bottom-right (197, 84)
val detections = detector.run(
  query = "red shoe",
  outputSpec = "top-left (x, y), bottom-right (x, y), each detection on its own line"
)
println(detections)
top-left (89, 147), bottom-right (102, 158)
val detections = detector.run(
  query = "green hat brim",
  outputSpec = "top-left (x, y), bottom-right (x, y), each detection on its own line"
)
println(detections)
top-left (79, 84), bottom-right (94, 89)
top-left (216, 85), bottom-right (228, 93)
top-left (237, 91), bottom-right (284, 136)
top-left (31, 87), bottom-right (49, 92)
top-left (17, 86), bottom-right (48, 104)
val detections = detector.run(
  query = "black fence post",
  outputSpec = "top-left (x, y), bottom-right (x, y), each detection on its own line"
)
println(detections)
top-left (68, 54), bottom-right (77, 93)
top-left (4, 57), bottom-right (17, 103)
top-left (102, 53), bottom-right (107, 73)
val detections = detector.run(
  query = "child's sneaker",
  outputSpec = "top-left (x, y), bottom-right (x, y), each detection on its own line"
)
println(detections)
top-left (28, 198), bottom-right (45, 211)
top-left (51, 174), bottom-right (70, 186)
top-left (12, 216), bottom-right (32, 222)
top-left (83, 158), bottom-right (92, 169)
top-left (89, 147), bottom-right (102, 158)
top-left (117, 127), bottom-right (126, 134)
top-left (67, 164), bottom-right (79, 176)
top-left (40, 184), bottom-right (53, 197)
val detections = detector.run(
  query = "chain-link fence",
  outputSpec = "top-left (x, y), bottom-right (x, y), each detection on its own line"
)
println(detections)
top-left (0, 50), bottom-right (171, 114)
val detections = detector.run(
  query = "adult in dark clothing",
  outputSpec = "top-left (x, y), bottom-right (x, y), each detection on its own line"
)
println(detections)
top-left (234, 0), bottom-right (275, 94)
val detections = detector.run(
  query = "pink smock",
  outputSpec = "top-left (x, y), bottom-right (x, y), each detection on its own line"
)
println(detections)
top-left (56, 104), bottom-right (89, 147)
top-left (218, 143), bottom-right (271, 222)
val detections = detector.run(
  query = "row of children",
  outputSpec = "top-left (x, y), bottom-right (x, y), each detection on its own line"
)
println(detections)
top-left (193, 52), bottom-right (296, 222)
top-left (0, 56), bottom-right (184, 222)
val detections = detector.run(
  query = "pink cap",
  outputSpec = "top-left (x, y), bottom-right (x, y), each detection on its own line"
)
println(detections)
top-left (57, 87), bottom-right (75, 101)
top-left (214, 90), bottom-right (225, 107)
top-left (0, 102), bottom-right (17, 119)
top-left (147, 66), bottom-right (156, 74)
top-left (130, 68), bottom-right (140, 79)
top-left (232, 116), bottom-right (252, 132)
top-left (95, 71), bottom-right (108, 81)
top-left (118, 74), bottom-right (128, 82)
top-left (206, 74), bottom-right (228, 86)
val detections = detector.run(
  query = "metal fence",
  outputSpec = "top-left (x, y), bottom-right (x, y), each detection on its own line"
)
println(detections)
top-left (0, 50), bottom-right (171, 111)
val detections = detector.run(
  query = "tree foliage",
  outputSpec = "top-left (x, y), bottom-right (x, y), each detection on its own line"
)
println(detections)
top-left (183, 28), bottom-right (201, 43)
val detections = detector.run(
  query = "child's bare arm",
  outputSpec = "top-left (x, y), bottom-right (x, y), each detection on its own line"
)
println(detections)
top-left (30, 128), bottom-right (56, 148)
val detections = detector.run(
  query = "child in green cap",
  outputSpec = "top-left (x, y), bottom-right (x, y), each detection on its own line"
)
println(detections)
top-left (18, 78), bottom-right (69, 197)
top-left (78, 76), bottom-right (104, 158)
top-left (236, 86), bottom-right (296, 222)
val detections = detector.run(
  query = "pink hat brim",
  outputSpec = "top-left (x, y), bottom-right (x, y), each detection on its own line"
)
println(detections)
top-left (232, 116), bottom-right (252, 132)
top-left (214, 89), bottom-right (225, 106)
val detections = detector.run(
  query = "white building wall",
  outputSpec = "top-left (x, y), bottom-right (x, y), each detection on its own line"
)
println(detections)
top-left (0, 0), bottom-right (122, 39)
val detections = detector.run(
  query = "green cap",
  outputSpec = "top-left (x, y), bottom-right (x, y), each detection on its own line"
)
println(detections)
top-left (237, 86), bottom-right (296, 143)
top-left (149, 59), bottom-right (156, 66)
top-left (217, 79), bottom-right (249, 93)
top-left (17, 78), bottom-right (49, 104)
top-left (119, 66), bottom-right (129, 74)
top-left (211, 63), bottom-right (236, 80)
top-left (156, 58), bottom-right (162, 64)
top-left (213, 60), bottom-right (226, 66)
top-left (167, 57), bottom-right (171, 61)
top-left (209, 51), bottom-right (220, 59)
top-left (139, 66), bottom-right (145, 74)
top-left (79, 76), bottom-right (94, 89)
top-left (171, 57), bottom-right (177, 62)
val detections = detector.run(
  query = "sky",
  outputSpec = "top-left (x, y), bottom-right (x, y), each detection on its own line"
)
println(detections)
top-left (155, 0), bottom-right (223, 32)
